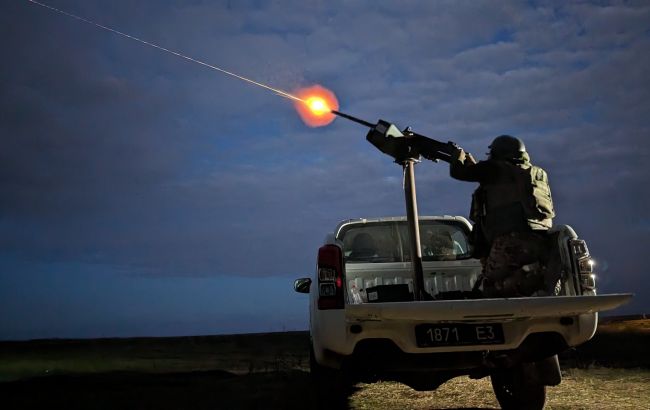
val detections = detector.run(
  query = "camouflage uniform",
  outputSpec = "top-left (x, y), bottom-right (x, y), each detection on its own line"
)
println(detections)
top-left (449, 139), bottom-right (555, 297)
top-left (482, 231), bottom-right (548, 297)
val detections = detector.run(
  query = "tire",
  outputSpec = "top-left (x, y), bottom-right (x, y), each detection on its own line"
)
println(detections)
top-left (491, 368), bottom-right (546, 410)
top-left (309, 347), bottom-right (351, 409)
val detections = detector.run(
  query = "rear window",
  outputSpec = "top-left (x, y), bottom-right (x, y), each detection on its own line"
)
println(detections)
top-left (338, 220), bottom-right (472, 263)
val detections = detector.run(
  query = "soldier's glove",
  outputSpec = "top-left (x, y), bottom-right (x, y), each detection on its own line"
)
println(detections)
top-left (451, 146), bottom-right (477, 166)
top-left (451, 146), bottom-right (466, 163)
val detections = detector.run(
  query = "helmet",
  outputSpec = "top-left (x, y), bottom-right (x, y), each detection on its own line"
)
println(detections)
top-left (488, 135), bottom-right (526, 161)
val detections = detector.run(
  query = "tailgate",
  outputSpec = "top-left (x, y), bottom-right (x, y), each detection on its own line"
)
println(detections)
top-left (346, 293), bottom-right (633, 321)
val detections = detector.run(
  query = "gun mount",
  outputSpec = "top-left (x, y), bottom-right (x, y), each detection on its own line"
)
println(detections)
top-left (331, 110), bottom-right (461, 301)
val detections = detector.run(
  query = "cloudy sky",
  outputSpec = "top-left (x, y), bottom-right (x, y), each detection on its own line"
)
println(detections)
top-left (1, 0), bottom-right (648, 339)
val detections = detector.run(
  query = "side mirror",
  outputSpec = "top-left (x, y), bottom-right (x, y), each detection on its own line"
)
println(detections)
top-left (294, 278), bottom-right (312, 294)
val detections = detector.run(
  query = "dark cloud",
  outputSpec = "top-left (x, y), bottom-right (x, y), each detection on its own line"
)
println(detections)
top-left (1, 1), bottom-right (649, 337)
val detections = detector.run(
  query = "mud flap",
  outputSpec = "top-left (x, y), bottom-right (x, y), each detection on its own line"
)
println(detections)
top-left (520, 354), bottom-right (561, 386)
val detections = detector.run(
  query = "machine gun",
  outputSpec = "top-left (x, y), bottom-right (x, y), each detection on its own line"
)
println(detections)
top-left (330, 111), bottom-right (460, 164)
top-left (331, 111), bottom-right (465, 301)
top-left (365, 119), bottom-right (460, 164)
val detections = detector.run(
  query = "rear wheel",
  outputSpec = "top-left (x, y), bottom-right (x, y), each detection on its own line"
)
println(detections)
top-left (491, 368), bottom-right (546, 410)
top-left (310, 347), bottom-right (351, 409)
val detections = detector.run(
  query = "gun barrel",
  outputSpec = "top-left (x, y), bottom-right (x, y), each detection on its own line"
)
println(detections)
top-left (331, 110), bottom-right (375, 128)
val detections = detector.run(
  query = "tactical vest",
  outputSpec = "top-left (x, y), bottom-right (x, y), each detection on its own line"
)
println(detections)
top-left (471, 161), bottom-right (554, 242)
top-left (525, 164), bottom-right (555, 225)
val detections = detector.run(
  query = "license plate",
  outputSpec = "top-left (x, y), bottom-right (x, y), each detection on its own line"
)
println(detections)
top-left (415, 323), bottom-right (505, 347)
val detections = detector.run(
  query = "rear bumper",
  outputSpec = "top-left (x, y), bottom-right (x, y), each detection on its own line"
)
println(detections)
top-left (312, 313), bottom-right (597, 369)
top-left (338, 332), bottom-right (568, 374)
top-left (311, 293), bottom-right (633, 369)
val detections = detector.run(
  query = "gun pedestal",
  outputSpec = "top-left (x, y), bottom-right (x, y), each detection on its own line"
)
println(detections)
top-left (365, 120), bottom-right (430, 301)
top-left (335, 113), bottom-right (455, 301)
top-left (402, 158), bottom-right (428, 301)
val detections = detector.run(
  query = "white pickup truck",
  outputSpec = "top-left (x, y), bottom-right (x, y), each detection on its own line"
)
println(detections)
top-left (294, 216), bottom-right (632, 409)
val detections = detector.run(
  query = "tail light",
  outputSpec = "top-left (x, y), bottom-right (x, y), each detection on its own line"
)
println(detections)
top-left (317, 244), bottom-right (344, 310)
top-left (570, 239), bottom-right (597, 294)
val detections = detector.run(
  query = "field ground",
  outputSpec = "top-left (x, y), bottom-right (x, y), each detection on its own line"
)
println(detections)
top-left (351, 368), bottom-right (650, 410)
top-left (1, 319), bottom-right (648, 409)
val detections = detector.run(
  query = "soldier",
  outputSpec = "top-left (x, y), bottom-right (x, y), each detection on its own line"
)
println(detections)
top-left (449, 135), bottom-right (555, 297)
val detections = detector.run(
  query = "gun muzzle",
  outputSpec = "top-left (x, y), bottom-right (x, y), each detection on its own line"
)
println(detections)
top-left (330, 110), bottom-right (374, 128)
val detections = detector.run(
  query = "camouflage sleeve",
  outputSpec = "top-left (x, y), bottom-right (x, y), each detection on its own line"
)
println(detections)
top-left (449, 158), bottom-right (499, 183)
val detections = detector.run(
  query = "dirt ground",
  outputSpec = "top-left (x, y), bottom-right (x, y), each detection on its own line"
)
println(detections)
top-left (350, 368), bottom-right (650, 410)
top-left (1, 320), bottom-right (649, 409)
top-left (1, 367), bottom-right (648, 409)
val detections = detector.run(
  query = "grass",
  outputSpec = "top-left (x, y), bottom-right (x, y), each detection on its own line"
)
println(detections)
top-left (1, 320), bottom-right (648, 409)
top-left (349, 368), bottom-right (650, 409)
top-left (0, 332), bottom-right (309, 382)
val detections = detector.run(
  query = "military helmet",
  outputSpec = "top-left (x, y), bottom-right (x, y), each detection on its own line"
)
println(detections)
top-left (488, 135), bottom-right (526, 161)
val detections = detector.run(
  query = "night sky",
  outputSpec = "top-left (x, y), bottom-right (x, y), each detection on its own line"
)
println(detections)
top-left (1, 1), bottom-right (648, 340)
